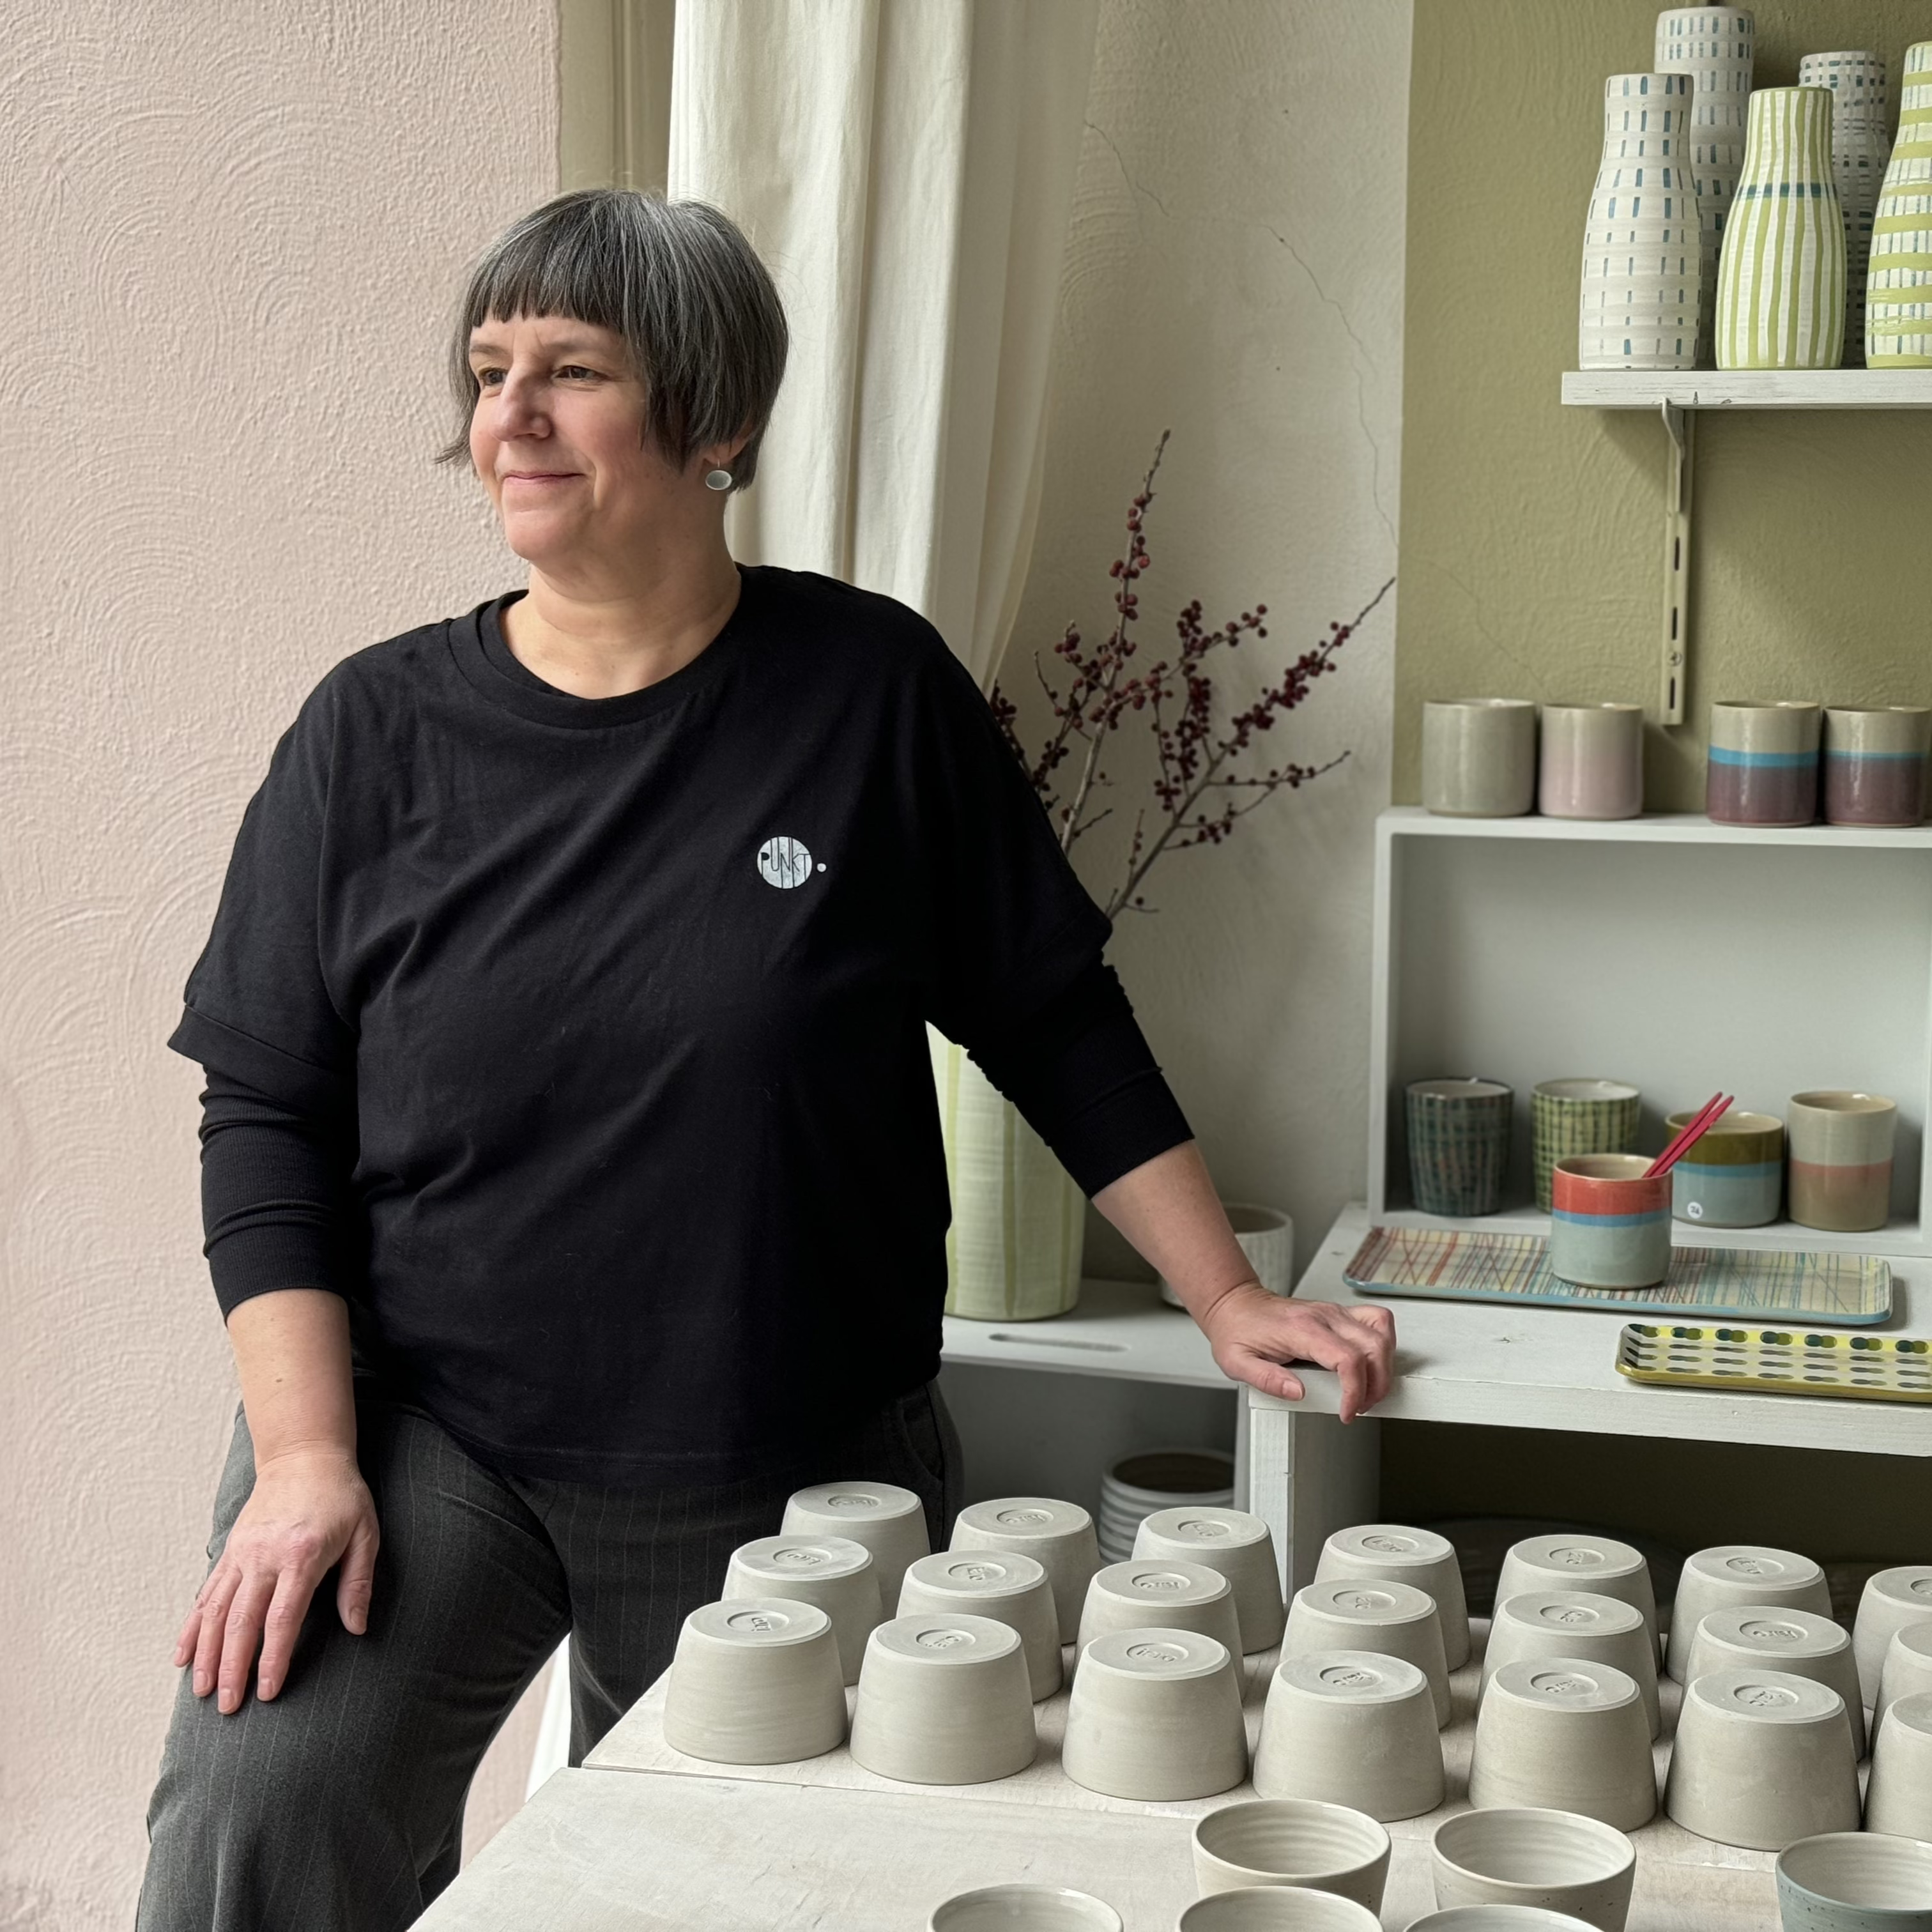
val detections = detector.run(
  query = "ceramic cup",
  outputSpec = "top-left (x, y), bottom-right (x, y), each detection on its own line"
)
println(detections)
top-left (1876, 1623), bottom-right (1932, 1732)
top-left (1494, 1536), bottom-right (1658, 1652)
top-left (1405, 1913), bottom-right (1602, 1932)
top-left (1136, 1507), bottom-right (1287, 1653)
top-left (1667, 1108), bottom-right (1784, 1228)
top-left (722, 1533), bottom-right (883, 1685)
top-left (1548, 1155), bottom-right (1672, 1291)
top-left (1666, 1545), bottom-right (1833, 1682)
top-left (1468, 1659), bottom-right (1656, 1830)
top-left (848, 1612), bottom-right (1037, 1785)
top-left (1687, 1606), bottom-right (1866, 1756)
top-left (783, 1480), bottom-right (930, 1610)
top-left (1539, 705), bottom-right (1644, 822)
top-left (1407, 1080), bottom-right (1514, 1218)
top-left (951, 1497), bottom-right (1100, 1643)
top-left (1482, 1592), bottom-right (1661, 1739)
top-left (1707, 700), bottom-right (1822, 827)
top-left (1777, 1831), bottom-right (1932, 1932)
top-left (1285, 1579), bottom-right (1452, 1726)
top-left (1192, 1798), bottom-right (1392, 1910)
top-left (1865, 1691), bottom-right (1932, 1841)
top-left (1664, 1667), bottom-right (1860, 1849)
top-left (1430, 1808), bottom-right (1637, 1932)
top-left (1823, 707), bottom-right (1932, 828)
top-left (1252, 1650), bottom-right (1446, 1821)
top-left (1315, 1523), bottom-right (1471, 1669)
top-left (1161, 1202), bottom-right (1295, 1307)
top-left (1532, 1082), bottom-right (1641, 1214)
top-left (1853, 1567), bottom-right (1932, 1705)
top-left (661, 1598), bottom-right (847, 1765)
top-left (1788, 1092), bottom-right (1898, 1235)
top-left (1177, 1889), bottom-right (1385, 1931)
top-left (898, 1550), bottom-right (1062, 1700)
top-left (1062, 1627), bottom-right (1248, 1801)
top-left (1422, 699), bottom-right (1539, 818)
top-left (1076, 1559), bottom-right (1241, 1666)
top-left (928, 1887), bottom-right (1123, 1932)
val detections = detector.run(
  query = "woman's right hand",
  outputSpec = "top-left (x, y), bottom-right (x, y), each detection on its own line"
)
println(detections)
top-left (173, 1445), bottom-right (379, 1713)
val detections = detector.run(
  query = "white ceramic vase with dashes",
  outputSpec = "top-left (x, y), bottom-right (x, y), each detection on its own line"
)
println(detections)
top-left (1800, 50), bottom-right (1892, 365)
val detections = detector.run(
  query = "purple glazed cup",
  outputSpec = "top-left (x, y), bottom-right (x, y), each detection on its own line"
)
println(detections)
top-left (1823, 707), bottom-right (1931, 827)
top-left (1706, 701), bottom-right (1820, 827)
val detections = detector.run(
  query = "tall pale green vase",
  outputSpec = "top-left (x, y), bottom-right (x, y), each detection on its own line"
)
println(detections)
top-left (928, 1027), bottom-right (1085, 1321)
top-left (1867, 41), bottom-right (1932, 367)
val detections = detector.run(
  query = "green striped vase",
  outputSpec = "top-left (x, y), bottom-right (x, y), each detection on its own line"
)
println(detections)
top-left (928, 1027), bottom-right (1085, 1321)
top-left (1867, 40), bottom-right (1932, 366)
top-left (1715, 86), bottom-right (1846, 369)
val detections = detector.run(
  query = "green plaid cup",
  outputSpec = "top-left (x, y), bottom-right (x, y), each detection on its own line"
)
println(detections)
top-left (1533, 1079), bottom-right (1641, 1211)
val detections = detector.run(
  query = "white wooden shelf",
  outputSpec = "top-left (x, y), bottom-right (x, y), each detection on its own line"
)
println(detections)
top-left (940, 1276), bottom-right (1224, 1390)
top-left (1379, 804), bottom-right (1932, 848)
top-left (1562, 369), bottom-right (1932, 408)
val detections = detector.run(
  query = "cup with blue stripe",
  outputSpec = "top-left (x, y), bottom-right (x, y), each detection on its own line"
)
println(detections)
top-left (1823, 705), bottom-right (1931, 827)
top-left (1706, 700), bottom-right (1820, 827)
top-left (1665, 1108), bottom-right (1783, 1227)
top-left (1550, 1154), bottom-right (1673, 1289)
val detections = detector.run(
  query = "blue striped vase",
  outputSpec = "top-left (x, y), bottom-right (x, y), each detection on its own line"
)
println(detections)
top-left (1867, 40), bottom-right (1932, 367)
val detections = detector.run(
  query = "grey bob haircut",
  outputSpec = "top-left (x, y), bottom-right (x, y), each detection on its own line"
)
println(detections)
top-left (436, 188), bottom-right (788, 491)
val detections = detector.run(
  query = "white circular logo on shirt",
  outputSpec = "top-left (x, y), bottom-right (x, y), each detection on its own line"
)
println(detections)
top-left (756, 836), bottom-right (816, 889)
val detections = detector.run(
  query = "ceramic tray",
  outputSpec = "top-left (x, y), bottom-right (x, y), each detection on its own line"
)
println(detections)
top-left (1617, 1322), bottom-right (1932, 1404)
top-left (1343, 1225), bottom-right (1892, 1325)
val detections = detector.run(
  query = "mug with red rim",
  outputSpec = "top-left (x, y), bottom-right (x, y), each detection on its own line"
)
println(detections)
top-left (1549, 1153), bottom-right (1673, 1289)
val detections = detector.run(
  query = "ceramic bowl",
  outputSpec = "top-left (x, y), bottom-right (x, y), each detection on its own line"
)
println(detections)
top-left (1468, 1659), bottom-right (1655, 1830)
top-left (898, 1549), bottom-right (1062, 1699)
top-left (1876, 1624), bottom-right (1932, 1732)
top-left (1314, 1523), bottom-right (1471, 1668)
top-left (1136, 1506), bottom-right (1287, 1652)
top-left (783, 1480), bottom-right (929, 1609)
top-left (1685, 1606), bottom-right (1865, 1756)
top-left (722, 1533), bottom-right (883, 1685)
top-left (1284, 1578), bottom-right (1451, 1726)
top-left (1854, 1568), bottom-right (1932, 1706)
top-left (1192, 1798), bottom-right (1392, 1910)
top-left (928, 1886), bottom-right (1123, 1932)
top-left (1430, 1808), bottom-right (1636, 1932)
top-left (1776, 1831), bottom-right (1932, 1931)
top-left (1483, 1592), bottom-right (1660, 1738)
top-left (1252, 1650), bottom-right (1445, 1821)
top-left (1493, 1536), bottom-right (1657, 1652)
top-left (661, 1598), bottom-right (847, 1765)
top-left (951, 1497), bottom-right (1100, 1643)
top-left (1865, 1691), bottom-right (1932, 1841)
top-left (1062, 1627), bottom-right (1247, 1801)
top-left (1663, 1666), bottom-right (1860, 1850)
top-left (1076, 1559), bottom-right (1241, 1666)
top-left (847, 1612), bottom-right (1037, 1786)
top-left (1666, 1545), bottom-right (1832, 1682)
top-left (1405, 1912), bottom-right (1602, 1932)
top-left (1177, 1887), bottom-right (1384, 1931)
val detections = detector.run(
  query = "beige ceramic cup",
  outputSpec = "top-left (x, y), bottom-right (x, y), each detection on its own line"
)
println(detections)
top-left (848, 1613), bottom-right (1036, 1785)
top-left (1662, 1667), bottom-right (1860, 1849)
top-left (1494, 1536), bottom-right (1657, 1652)
top-left (1776, 1832), bottom-right (1932, 1931)
top-left (1429, 1808), bottom-right (1637, 1932)
top-left (1422, 699), bottom-right (1538, 817)
top-left (1177, 1890), bottom-right (1384, 1931)
top-left (1253, 1650), bottom-right (1445, 1821)
top-left (1786, 1091), bottom-right (1897, 1234)
top-left (783, 1480), bottom-right (929, 1610)
top-left (1853, 1565), bottom-right (1932, 1706)
top-left (1062, 1627), bottom-right (1248, 1801)
top-left (1538, 704), bottom-right (1643, 820)
top-left (1864, 1690), bottom-right (1932, 1840)
top-left (1482, 1592), bottom-right (1660, 1738)
top-left (722, 1533), bottom-right (883, 1685)
top-left (928, 1887), bottom-right (1122, 1932)
top-left (1285, 1579), bottom-right (1451, 1726)
top-left (951, 1497), bottom-right (1100, 1643)
top-left (1136, 1507), bottom-right (1287, 1653)
top-left (1665, 1544), bottom-right (1832, 1682)
top-left (1468, 1659), bottom-right (1655, 1830)
top-left (1876, 1621), bottom-right (1932, 1731)
top-left (661, 1598), bottom-right (847, 1765)
top-left (1405, 1911), bottom-right (1602, 1932)
top-left (1684, 1606), bottom-right (1866, 1756)
top-left (898, 1550), bottom-right (1062, 1700)
top-left (1192, 1798), bottom-right (1392, 1910)
top-left (1314, 1523), bottom-right (1471, 1669)
top-left (1076, 1559), bottom-right (1241, 1666)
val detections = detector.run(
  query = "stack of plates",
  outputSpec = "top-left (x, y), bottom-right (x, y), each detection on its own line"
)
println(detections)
top-left (1098, 1447), bottom-right (1236, 1564)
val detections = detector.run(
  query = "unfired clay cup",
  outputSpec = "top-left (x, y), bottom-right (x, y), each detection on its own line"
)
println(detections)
top-left (1686, 1606), bottom-right (1866, 1756)
top-left (898, 1549), bottom-right (1062, 1699)
top-left (1876, 1623), bottom-right (1932, 1732)
top-left (1192, 1798), bottom-right (1392, 1910)
top-left (1854, 1568), bottom-right (1932, 1707)
top-left (951, 1497), bottom-right (1100, 1643)
top-left (1663, 1666), bottom-right (1860, 1849)
top-left (928, 1887), bottom-right (1123, 1932)
top-left (1077, 1559), bottom-right (1241, 1666)
top-left (848, 1612), bottom-right (1036, 1785)
top-left (1666, 1545), bottom-right (1832, 1682)
top-left (1468, 1659), bottom-right (1655, 1830)
top-left (661, 1598), bottom-right (847, 1765)
top-left (1405, 1912), bottom-right (1602, 1932)
top-left (1062, 1627), bottom-right (1248, 1801)
top-left (1494, 1536), bottom-right (1658, 1652)
top-left (1777, 1831), bottom-right (1932, 1932)
top-left (722, 1533), bottom-right (883, 1685)
top-left (1422, 698), bottom-right (1538, 818)
top-left (1314, 1523), bottom-right (1471, 1669)
top-left (1137, 1506), bottom-right (1287, 1653)
top-left (1252, 1650), bottom-right (1445, 1821)
top-left (783, 1480), bottom-right (929, 1610)
top-left (1865, 1691), bottom-right (1932, 1841)
top-left (1177, 1889), bottom-right (1383, 1931)
top-left (1430, 1808), bottom-right (1637, 1932)
top-left (1483, 1592), bottom-right (1661, 1738)
top-left (1285, 1578), bottom-right (1451, 1726)
top-left (1539, 703), bottom-right (1643, 821)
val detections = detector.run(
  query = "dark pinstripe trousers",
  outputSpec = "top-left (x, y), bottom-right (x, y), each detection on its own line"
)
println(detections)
top-left (137, 1379), bottom-right (963, 1931)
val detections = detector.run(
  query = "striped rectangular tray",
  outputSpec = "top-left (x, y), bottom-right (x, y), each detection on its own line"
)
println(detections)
top-left (1617, 1322), bottom-right (1932, 1404)
top-left (1343, 1225), bottom-right (1892, 1325)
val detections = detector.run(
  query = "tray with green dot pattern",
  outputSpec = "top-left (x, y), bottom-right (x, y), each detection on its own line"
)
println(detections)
top-left (1616, 1322), bottom-right (1932, 1404)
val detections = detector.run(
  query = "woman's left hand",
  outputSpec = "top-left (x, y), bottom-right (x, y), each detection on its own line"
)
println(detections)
top-left (1195, 1283), bottom-right (1395, 1422)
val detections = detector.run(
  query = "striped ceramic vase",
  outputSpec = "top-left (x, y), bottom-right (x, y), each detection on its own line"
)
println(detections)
top-left (1867, 41), bottom-right (1932, 367)
top-left (1715, 86), bottom-right (1845, 368)
top-left (928, 1027), bottom-right (1084, 1321)
top-left (1799, 51), bottom-right (1892, 365)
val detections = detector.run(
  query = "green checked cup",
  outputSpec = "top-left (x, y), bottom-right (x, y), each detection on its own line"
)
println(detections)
top-left (1533, 1079), bottom-right (1641, 1212)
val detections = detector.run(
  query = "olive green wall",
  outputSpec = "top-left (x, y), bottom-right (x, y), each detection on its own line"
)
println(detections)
top-left (1395, 0), bottom-right (1932, 810)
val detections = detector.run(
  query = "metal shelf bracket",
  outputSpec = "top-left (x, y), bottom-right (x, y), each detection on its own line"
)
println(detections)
top-left (1659, 399), bottom-right (1693, 726)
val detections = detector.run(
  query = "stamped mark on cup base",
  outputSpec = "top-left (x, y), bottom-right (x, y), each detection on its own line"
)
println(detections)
top-left (1130, 1571), bottom-right (1193, 1594)
top-left (1126, 1642), bottom-right (1190, 1666)
top-left (1740, 1620), bottom-right (1805, 1644)
top-left (825, 1492), bottom-right (880, 1511)
top-left (1319, 1664), bottom-right (1386, 1690)
top-left (997, 1508), bottom-right (1054, 1529)
top-left (1529, 1671), bottom-right (1599, 1697)
top-left (725, 1609), bottom-right (789, 1636)
top-left (914, 1627), bottom-right (976, 1651)
top-left (1363, 1534), bottom-right (1419, 1555)
top-left (1549, 1546), bottom-right (1607, 1568)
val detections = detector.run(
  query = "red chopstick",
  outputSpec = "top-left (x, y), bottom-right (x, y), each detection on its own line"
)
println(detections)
top-left (1646, 1092), bottom-right (1733, 1179)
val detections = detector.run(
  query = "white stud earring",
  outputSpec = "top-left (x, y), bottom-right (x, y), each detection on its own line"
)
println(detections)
top-left (704, 468), bottom-right (733, 492)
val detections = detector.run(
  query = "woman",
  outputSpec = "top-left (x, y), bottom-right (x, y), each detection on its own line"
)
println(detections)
top-left (139, 189), bottom-right (1394, 1930)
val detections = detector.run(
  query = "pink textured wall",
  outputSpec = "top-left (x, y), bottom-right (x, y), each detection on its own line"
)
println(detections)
top-left (0, 4), bottom-right (555, 1922)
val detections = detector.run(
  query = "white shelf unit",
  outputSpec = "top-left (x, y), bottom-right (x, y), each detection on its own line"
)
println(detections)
top-left (1367, 807), bottom-right (1932, 1257)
